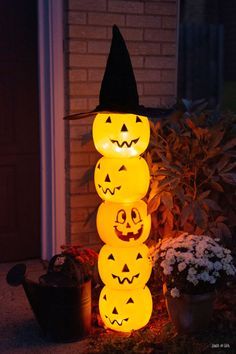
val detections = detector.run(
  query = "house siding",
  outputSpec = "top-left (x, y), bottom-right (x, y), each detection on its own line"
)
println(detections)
top-left (65, 0), bottom-right (178, 248)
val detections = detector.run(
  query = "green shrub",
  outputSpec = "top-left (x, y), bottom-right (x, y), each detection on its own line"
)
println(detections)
top-left (145, 106), bottom-right (236, 244)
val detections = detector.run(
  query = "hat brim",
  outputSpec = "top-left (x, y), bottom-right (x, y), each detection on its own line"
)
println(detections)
top-left (64, 105), bottom-right (173, 120)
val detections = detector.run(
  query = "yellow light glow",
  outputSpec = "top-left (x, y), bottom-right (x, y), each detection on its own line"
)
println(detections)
top-left (92, 113), bottom-right (150, 158)
top-left (99, 285), bottom-right (152, 332)
top-left (98, 244), bottom-right (152, 290)
top-left (97, 200), bottom-right (151, 247)
top-left (92, 106), bottom-right (152, 332)
top-left (94, 156), bottom-right (150, 202)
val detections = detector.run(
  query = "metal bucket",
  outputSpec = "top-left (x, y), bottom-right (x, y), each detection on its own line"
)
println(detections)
top-left (7, 262), bottom-right (91, 342)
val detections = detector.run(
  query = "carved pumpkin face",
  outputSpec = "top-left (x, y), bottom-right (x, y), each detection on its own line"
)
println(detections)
top-left (94, 156), bottom-right (150, 202)
top-left (99, 285), bottom-right (152, 332)
top-left (92, 113), bottom-right (150, 158)
top-left (97, 200), bottom-right (151, 247)
top-left (98, 244), bottom-right (152, 289)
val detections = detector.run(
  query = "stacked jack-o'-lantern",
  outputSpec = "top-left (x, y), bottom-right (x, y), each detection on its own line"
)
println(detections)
top-left (66, 25), bottom-right (162, 332)
top-left (92, 27), bottom-right (153, 333)
top-left (94, 112), bottom-right (152, 332)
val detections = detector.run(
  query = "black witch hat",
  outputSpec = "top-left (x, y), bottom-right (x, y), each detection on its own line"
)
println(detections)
top-left (66, 25), bottom-right (172, 119)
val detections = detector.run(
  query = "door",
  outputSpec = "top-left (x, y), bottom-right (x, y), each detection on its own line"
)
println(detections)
top-left (0, 0), bottom-right (40, 261)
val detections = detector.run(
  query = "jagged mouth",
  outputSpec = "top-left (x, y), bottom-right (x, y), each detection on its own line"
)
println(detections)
top-left (112, 273), bottom-right (140, 284)
top-left (98, 185), bottom-right (121, 195)
top-left (110, 138), bottom-right (139, 148)
top-left (105, 315), bottom-right (129, 326)
top-left (114, 225), bottom-right (143, 241)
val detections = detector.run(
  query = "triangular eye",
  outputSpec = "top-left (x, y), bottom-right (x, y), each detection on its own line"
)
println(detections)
top-left (97, 163), bottom-right (101, 169)
top-left (118, 165), bottom-right (127, 171)
top-left (108, 254), bottom-right (115, 260)
top-left (106, 116), bottom-right (111, 123)
top-left (136, 253), bottom-right (143, 260)
top-left (136, 116), bottom-right (142, 123)
top-left (126, 297), bottom-right (134, 304)
top-left (103, 294), bottom-right (107, 300)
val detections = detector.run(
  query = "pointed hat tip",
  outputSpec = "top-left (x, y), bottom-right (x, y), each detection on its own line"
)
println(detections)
top-left (112, 24), bottom-right (121, 36)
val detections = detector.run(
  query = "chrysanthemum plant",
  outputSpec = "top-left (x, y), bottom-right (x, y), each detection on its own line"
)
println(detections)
top-left (145, 102), bottom-right (236, 244)
top-left (151, 233), bottom-right (236, 297)
top-left (61, 244), bottom-right (98, 283)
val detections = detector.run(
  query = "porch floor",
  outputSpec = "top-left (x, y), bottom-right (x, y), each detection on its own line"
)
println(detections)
top-left (0, 259), bottom-right (89, 354)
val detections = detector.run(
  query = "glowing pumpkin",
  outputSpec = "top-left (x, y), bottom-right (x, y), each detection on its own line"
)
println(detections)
top-left (99, 285), bottom-right (152, 332)
top-left (97, 200), bottom-right (151, 247)
top-left (98, 244), bottom-right (152, 290)
top-left (92, 113), bottom-right (150, 158)
top-left (94, 156), bottom-right (150, 203)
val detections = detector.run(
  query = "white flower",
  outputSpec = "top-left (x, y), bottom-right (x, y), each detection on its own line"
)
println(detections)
top-left (175, 252), bottom-right (185, 262)
top-left (188, 267), bottom-right (197, 275)
top-left (170, 287), bottom-right (180, 298)
top-left (166, 249), bottom-right (176, 265)
top-left (178, 262), bottom-right (187, 272)
top-left (155, 234), bottom-right (235, 289)
top-left (163, 266), bottom-right (173, 275)
top-left (160, 260), bottom-right (173, 275)
top-left (225, 254), bottom-right (233, 263)
top-left (187, 274), bottom-right (199, 285)
top-left (214, 261), bottom-right (222, 271)
top-left (224, 264), bottom-right (236, 276)
top-left (166, 248), bottom-right (175, 257)
top-left (209, 276), bottom-right (216, 284)
top-left (183, 252), bottom-right (194, 264)
top-left (198, 271), bottom-right (210, 282)
top-left (213, 271), bottom-right (220, 277)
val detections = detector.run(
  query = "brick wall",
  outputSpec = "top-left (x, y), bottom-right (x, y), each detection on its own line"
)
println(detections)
top-left (65, 0), bottom-right (178, 248)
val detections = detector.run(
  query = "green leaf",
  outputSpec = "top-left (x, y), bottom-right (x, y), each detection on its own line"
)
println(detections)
top-left (205, 147), bottom-right (221, 159)
top-left (149, 120), bottom-right (156, 135)
top-left (147, 195), bottom-right (161, 214)
top-left (145, 151), bottom-right (152, 168)
top-left (210, 129), bottom-right (225, 148)
top-left (183, 222), bottom-right (194, 233)
top-left (222, 161), bottom-right (236, 173)
top-left (215, 215), bottom-right (227, 223)
top-left (155, 170), bottom-right (176, 177)
top-left (198, 190), bottom-right (211, 200)
top-left (193, 203), bottom-right (208, 229)
top-left (161, 191), bottom-right (173, 210)
top-left (210, 227), bottom-right (222, 238)
top-left (180, 204), bottom-right (193, 226)
top-left (217, 155), bottom-right (230, 172)
top-left (158, 176), bottom-right (175, 189)
top-left (175, 186), bottom-right (185, 203)
top-left (223, 137), bottom-right (236, 151)
top-left (216, 223), bottom-right (232, 238)
top-left (148, 180), bottom-right (159, 200)
top-left (166, 209), bottom-right (174, 229)
top-left (210, 181), bottom-right (224, 192)
top-left (220, 173), bottom-right (236, 185)
top-left (202, 198), bottom-right (222, 211)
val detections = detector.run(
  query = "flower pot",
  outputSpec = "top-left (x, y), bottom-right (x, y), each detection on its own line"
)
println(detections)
top-left (23, 278), bottom-right (91, 342)
top-left (7, 261), bottom-right (91, 342)
top-left (163, 283), bottom-right (215, 334)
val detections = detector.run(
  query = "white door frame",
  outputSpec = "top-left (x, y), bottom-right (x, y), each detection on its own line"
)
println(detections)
top-left (38, 0), bottom-right (66, 260)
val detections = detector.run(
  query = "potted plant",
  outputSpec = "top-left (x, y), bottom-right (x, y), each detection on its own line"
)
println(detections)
top-left (150, 232), bottom-right (236, 333)
top-left (145, 103), bottom-right (236, 244)
top-left (7, 245), bottom-right (98, 342)
top-left (61, 244), bottom-right (98, 285)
